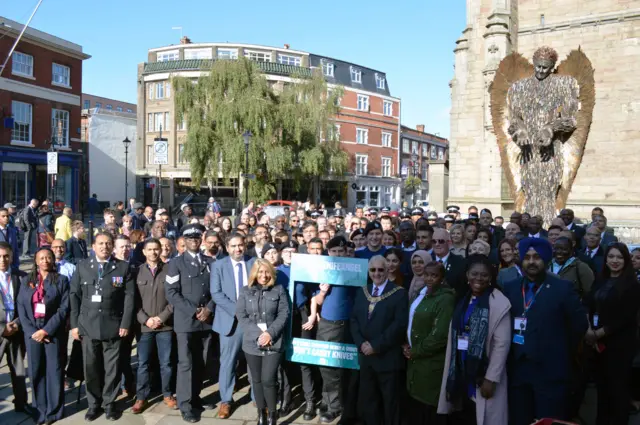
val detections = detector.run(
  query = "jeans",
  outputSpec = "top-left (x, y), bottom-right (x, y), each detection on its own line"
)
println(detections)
top-left (136, 331), bottom-right (173, 400)
top-left (246, 352), bottom-right (282, 412)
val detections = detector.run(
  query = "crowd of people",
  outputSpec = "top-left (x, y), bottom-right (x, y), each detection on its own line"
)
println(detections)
top-left (1, 197), bottom-right (640, 425)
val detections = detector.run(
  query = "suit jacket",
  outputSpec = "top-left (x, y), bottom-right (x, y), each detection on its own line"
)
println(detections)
top-left (600, 232), bottom-right (618, 249)
top-left (578, 247), bottom-right (605, 277)
top-left (0, 226), bottom-right (20, 269)
top-left (16, 274), bottom-right (69, 338)
top-left (444, 253), bottom-right (468, 300)
top-left (350, 282), bottom-right (408, 372)
top-left (490, 225), bottom-right (505, 248)
top-left (497, 266), bottom-right (521, 290)
top-left (70, 256), bottom-right (135, 340)
top-left (503, 273), bottom-right (588, 385)
top-left (528, 229), bottom-right (549, 239)
top-left (211, 255), bottom-right (256, 336)
top-left (23, 206), bottom-right (38, 230)
top-left (567, 223), bottom-right (586, 249)
top-left (0, 269), bottom-right (27, 338)
top-left (65, 236), bottom-right (88, 265)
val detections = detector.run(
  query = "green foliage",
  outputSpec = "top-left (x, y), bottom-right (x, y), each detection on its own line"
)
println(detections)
top-left (404, 176), bottom-right (422, 193)
top-left (173, 58), bottom-right (348, 203)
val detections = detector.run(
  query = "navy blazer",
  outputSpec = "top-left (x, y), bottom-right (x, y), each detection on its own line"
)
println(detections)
top-left (503, 273), bottom-right (588, 385)
top-left (497, 265), bottom-right (521, 289)
top-left (0, 226), bottom-right (19, 269)
top-left (211, 255), bottom-right (256, 336)
top-left (16, 274), bottom-right (69, 338)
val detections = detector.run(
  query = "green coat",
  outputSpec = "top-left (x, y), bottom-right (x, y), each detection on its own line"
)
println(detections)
top-left (407, 285), bottom-right (456, 406)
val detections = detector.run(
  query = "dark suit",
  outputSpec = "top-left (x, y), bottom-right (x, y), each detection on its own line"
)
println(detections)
top-left (490, 225), bottom-right (506, 248)
top-left (17, 274), bottom-right (69, 423)
top-left (0, 226), bottom-right (19, 269)
top-left (22, 206), bottom-right (38, 256)
top-left (0, 269), bottom-right (28, 410)
top-left (164, 252), bottom-right (215, 414)
top-left (440, 253), bottom-right (467, 300)
top-left (69, 256), bottom-right (135, 410)
top-left (566, 223), bottom-right (586, 250)
top-left (350, 282), bottom-right (408, 425)
top-left (579, 247), bottom-right (605, 277)
top-left (65, 236), bottom-right (88, 265)
top-left (600, 232), bottom-right (618, 249)
top-left (503, 273), bottom-right (588, 425)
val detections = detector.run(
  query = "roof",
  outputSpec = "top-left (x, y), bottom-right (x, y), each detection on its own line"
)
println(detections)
top-left (401, 125), bottom-right (448, 146)
top-left (143, 59), bottom-right (313, 77)
top-left (308, 54), bottom-right (390, 96)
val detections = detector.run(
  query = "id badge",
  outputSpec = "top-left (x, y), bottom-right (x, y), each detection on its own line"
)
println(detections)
top-left (513, 334), bottom-right (525, 345)
top-left (457, 336), bottom-right (469, 351)
top-left (35, 303), bottom-right (46, 315)
top-left (257, 323), bottom-right (268, 332)
top-left (91, 294), bottom-right (102, 303)
top-left (593, 314), bottom-right (599, 327)
top-left (514, 317), bottom-right (527, 331)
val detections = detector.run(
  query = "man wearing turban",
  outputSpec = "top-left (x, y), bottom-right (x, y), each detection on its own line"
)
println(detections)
top-left (501, 237), bottom-right (588, 425)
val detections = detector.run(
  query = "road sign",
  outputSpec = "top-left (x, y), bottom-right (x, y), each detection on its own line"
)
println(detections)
top-left (241, 173), bottom-right (256, 180)
top-left (47, 152), bottom-right (58, 174)
top-left (153, 138), bottom-right (168, 165)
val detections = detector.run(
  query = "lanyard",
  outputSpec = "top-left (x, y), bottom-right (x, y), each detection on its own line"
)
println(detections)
top-left (521, 279), bottom-right (544, 317)
top-left (0, 274), bottom-right (10, 298)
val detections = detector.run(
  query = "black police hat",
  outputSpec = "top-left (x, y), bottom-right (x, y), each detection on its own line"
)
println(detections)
top-left (181, 223), bottom-right (206, 239)
top-left (261, 243), bottom-right (278, 258)
top-left (364, 221), bottom-right (383, 236)
top-left (411, 207), bottom-right (424, 216)
top-left (333, 208), bottom-right (344, 217)
top-left (400, 209), bottom-right (412, 219)
top-left (327, 236), bottom-right (347, 250)
top-left (349, 228), bottom-right (365, 241)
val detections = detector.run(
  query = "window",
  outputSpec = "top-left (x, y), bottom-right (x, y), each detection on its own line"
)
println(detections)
top-left (381, 132), bottom-right (392, 147)
top-left (154, 112), bottom-right (163, 131)
top-left (51, 109), bottom-right (69, 147)
top-left (327, 88), bottom-right (340, 106)
top-left (217, 48), bottom-right (238, 60)
top-left (422, 143), bottom-right (428, 157)
top-left (383, 100), bottom-right (393, 116)
top-left (369, 186), bottom-right (380, 207)
top-left (381, 157), bottom-right (391, 177)
top-left (430, 145), bottom-right (437, 159)
top-left (376, 73), bottom-right (386, 90)
top-left (166, 81), bottom-right (171, 98)
top-left (156, 82), bottom-right (165, 99)
top-left (178, 144), bottom-right (187, 164)
top-left (185, 48), bottom-right (212, 60)
top-left (245, 51), bottom-right (271, 62)
top-left (178, 118), bottom-right (186, 131)
top-left (147, 145), bottom-right (154, 165)
top-left (83, 100), bottom-right (90, 109)
top-left (357, 94), bottom-right (369, 111)
top-left (327, 124), bottom-right (339, 141)
top-left (12, 52), bottom-right (33, 77)
top-left (322, 60), bottom-right (334, 77)
top-left (350, 66), bottom-right (362, 83)
top-left (95, 102), bottom-right (102, 108)
top-left (438, 148), bottom-right (445, 160)
top-left (356, 154), bottom-right (368, 176)
top-left (412, 141), bottom-right (419, 155)
top-left (402, 138), bottom-right (410, 153)
top-left (116, 106), bottom-right (123, 112)
top-left (147, 113), bottom-right (153, 132)
top-left (277, 54), bottom-right (301, 66)
top-left (356, 128), bottom-right (368, 144)
top-left (422, 163), bottom-right (429, 181)
top-left (164, 112), bottom-right (171, 130)
top-left (126, 108), bottom-right (133, 113)
top-left (148, 84), bottom-right (154, 100)
top-left (52, 63), bottom-right (70, 87)
top-left (106, 104), bottom-right (113, 110)
top-left (11, 101), bottom-right (32, 144)
top-left (157, 50), bottom-right (179, 62)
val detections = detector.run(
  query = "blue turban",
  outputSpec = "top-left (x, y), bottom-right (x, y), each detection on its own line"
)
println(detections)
top-left (518, 237), bottom-right (553, 264)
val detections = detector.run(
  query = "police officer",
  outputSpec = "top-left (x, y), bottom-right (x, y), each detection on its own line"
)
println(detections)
top-left (399, 209), bottom-right (412, 223)
top-left (69, 232), bottom-right (135, 421)
top-left (164, 224), bottom-right (215, 423)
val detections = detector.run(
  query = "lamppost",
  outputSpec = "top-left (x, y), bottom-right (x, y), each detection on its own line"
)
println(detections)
top-left (411, 152), bottom-right (418, 207)
top-left (243, 130), bottom-right (252, 206)
top-left (122, 137), bottom-right (131, 205)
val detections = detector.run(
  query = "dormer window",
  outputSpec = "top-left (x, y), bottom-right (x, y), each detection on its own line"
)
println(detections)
top-left (375, 73), bottom-right (386, 90)
top-left (322, 59), bottom-right (334, 77)
top-left (350, 66), bottom-right (361, 83)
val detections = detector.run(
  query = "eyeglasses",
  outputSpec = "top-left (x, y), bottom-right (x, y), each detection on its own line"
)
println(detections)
top-left (369, 268), bottom-right (385, 273)
top-left (433, 239), bottom-right (448, 245)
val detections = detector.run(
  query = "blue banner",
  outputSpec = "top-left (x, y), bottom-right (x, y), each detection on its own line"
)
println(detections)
top-left (286, 254), bottom-right (368, 370)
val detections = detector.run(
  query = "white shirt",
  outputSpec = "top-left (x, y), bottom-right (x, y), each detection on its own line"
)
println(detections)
top-left (530, 232), bottom-right (541, 238)
top-left (586, 246), bottom-right (599, 258)
top-left (402, 242), bottom-right (417, 252)
top-left (0, 269), bottom-right (15, 322)
top-left (600, 231), bottom-right (606, 240)
top-left (408, 286), bottom-right (428, 347)
top-left (567, 222), bottom-right (575, 231)
top-left (436, 253), bottom-right (450, 267)
top-left (371, 280), bottom-right (388, 296)
top-left (230, 258), bottom-right (248, 300)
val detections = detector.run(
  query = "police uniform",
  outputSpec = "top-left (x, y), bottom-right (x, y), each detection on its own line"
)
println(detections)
top-left (69, 255), bottom-right (134, 415)
top-left (164, 224), bottom-right (215, 420)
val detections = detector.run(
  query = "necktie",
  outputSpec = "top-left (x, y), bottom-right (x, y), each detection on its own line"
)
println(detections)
top-left (587, 249), bottom-right (592, 258)
top-left (368, 286), bottom-right (379, 319)
top-left (525, 282), bottom-right (536, 305)
top-left (372, 286), bottom-right (379, 297)
top-left (438, 259), bottom-right (443, 264)
top-left (236, 263), bottom-right (244, 296)
top-left (56, 263), bottom-right (61, 273)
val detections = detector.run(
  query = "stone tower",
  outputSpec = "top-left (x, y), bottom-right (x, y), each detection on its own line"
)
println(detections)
top-left (449, 0), bottom-right (640, 223)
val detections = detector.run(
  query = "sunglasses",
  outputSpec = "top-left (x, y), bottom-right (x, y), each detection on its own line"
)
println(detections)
top-left (433, 239), bottom-right (448, 245)
top-left (369, 268), bottom-right (385, 273)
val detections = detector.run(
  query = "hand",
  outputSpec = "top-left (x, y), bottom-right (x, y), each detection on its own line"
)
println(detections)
top-left (71, 327), bottom-right (81, 341)
top-left (584, 329), bottom-right (598, 346)
top-left (480, 379), bottom-right (496, 399)
top-left (31, 329), bottom-right (48, 343)
top-left (152, 317), bottom-right (163, 328)
top-left (196, 307), bottom-right (212, 322)
top-left (302, 314), bottom-right (317, 331)
top-left (119, 328), bottom-right (129, 338)
top-left (402, 343), bottom-right (412, 360)
top-left (319, 283), bottom-right (330, 293)
top-left (258, 332), bottom-right (272, 347)
top-left (145, 318), bottom-right (157, 329)
top-left (361, 341), bottom-right (374, 356)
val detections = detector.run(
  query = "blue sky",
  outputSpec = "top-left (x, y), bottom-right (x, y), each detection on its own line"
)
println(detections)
top-left (3, 0), bottom-right (465, 138)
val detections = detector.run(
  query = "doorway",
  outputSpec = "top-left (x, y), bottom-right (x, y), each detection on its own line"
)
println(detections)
top-left (2, 162), bottom-right (29, 208)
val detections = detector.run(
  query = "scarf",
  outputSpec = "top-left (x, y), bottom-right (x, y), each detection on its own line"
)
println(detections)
top-left (408, 250), bottom-right (433, 302)
top-left (446, 287), bottom-right (492, 402)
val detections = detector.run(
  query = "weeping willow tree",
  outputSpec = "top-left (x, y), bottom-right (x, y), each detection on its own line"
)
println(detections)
top-left (173, 58), bottom-right (348, 203)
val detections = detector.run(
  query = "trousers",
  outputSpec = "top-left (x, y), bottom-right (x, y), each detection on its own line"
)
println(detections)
top-left (82, 337), bottom-right (122, 409)
top-left (137, 331), bottom-right (173, 400)
top-left (246, 352), bottom-right (282, 411)
top-left (0, 333), bottom-right (27, 410)
top-left (26, 330), bottom-right (65, 423)
top-left (176, 331), bottom-right (211, 413)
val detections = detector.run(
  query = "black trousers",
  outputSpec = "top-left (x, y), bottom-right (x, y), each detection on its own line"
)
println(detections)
top-left (403, 396), bottom-right (447, 425)
top-left (358, 364), bottom-right (402, 425)
top-left (119, 331), bottom-right (136, 390)
top-left (82, 337), bottom-right (122, 409)
top-left (176, 331), bottom-right (212, 413)
top-left (246, 352), bottom-right (283, 411)
top-left (26, 327), bottom-right (65, 423)
top-left (291, 307), bottom-right (317, 403)
top-left (594, 344), bottom-right (634, 425)
top-left (449, 397), bottom-right (477, 425)
top-left (0, 333), bottom-right (27, 410)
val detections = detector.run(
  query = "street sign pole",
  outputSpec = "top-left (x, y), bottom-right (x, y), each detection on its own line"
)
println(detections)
top-left (154, 126), bottom-right (169, 208)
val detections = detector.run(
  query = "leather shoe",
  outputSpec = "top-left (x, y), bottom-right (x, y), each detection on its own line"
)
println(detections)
top-left (303, 400), bottom-right (316, 420)
top-left (164, 396), bottom-right (178, 410)
top-left (278, 402), bottom-right (293, 417)
top-left (181, 411), bottom-right (199, 423)
top-left (321, 411), bottom-right (340, 423)
top-left (105, 407), bottom-right (119, 421)
top-left (84, 408), bottom-right (103, 422)
top-left (218, 402), bottom-right (232, 419)
top-left (131, 399), bottom-right (147, 414)
top-left (316, 404), bottom-right (328, 416)
top-left (267, 411), bottom-right (278, 425)
top-left (257, 408), bottom-right (267, 425)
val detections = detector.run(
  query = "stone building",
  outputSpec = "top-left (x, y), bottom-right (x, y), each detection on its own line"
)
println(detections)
top-left (448, 1), bottom-right (640, 226)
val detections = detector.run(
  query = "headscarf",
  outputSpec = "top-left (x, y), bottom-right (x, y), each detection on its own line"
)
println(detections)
top-left (408, 250), bottom-right (433, 301)
top-left (518, 237), bottom-right (553, 264)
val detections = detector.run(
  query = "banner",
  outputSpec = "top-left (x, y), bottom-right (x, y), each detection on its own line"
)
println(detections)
top-left (286, 254), bottom-right (368, 370)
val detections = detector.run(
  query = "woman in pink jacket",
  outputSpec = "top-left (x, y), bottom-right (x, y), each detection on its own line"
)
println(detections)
top-left (437, 255), bottom-right (511, 425)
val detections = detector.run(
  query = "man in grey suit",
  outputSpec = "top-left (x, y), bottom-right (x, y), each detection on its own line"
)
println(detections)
top-left (0, 208), bottom-right (19, 269)
top-left (210, 232), bottom-right (255, 419)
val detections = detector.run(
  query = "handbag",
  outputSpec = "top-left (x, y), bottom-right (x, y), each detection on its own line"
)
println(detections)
top-left (38, 218), bottom-right (54, 246)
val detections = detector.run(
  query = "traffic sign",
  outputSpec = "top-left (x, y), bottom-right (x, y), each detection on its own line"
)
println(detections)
top-left (242, 173), bottom-right (256, 180)
top-left (153, 139), bottom-right (168, 165)
top-left (47, 152), bottom-right (58, 174)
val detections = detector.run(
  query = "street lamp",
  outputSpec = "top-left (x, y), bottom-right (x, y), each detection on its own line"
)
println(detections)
top-left (122, 137), bottom-right (131, 206)
top-left (411, 152), bottom-right (419, 207)
top-left (243, 130), bottom-right (252, 206)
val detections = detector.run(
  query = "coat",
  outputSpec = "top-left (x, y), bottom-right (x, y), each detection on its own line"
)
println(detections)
top-left (437, 289), bottom-right (512, 425)
top-left (443, 253), bottom-right (467, 301)
top-left (0, 226), bottom-right (20, 269)
top-left (407, 284), bottom-right (456, 406)
top-left (0, 269), bottom-right (27, 337)
top-left (497, 266), bottom-right (521, 290)
top-left (550, 258), bottom-right (594, 298)
top-left (54, 215), bottom-right (72, 241)
top-left (236, 283), bottom-right (290, 356)
top-left (16, 274), bottom-right (69, 338)
top-left (65, 236), bottom-right (88, 265)
top-left (210, 255), bottom-right (256, 336)
top-left (135, 262), bottom-right (173, 332)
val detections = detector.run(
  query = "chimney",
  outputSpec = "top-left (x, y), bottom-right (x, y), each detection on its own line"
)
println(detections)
top-left (416, 124), bottom-right (425, 133)
top-left (284, 43), bottom-right (290, 49)
top-left (180, 36), bottom-right (191, 44)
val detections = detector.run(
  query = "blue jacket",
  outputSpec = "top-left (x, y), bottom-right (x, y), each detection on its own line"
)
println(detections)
top-left (0, 226), bottom-right (20, 269)
top-left (503, 272), bottom-right (588, 385)
top-left (210, 255), bottom-right (255, 336)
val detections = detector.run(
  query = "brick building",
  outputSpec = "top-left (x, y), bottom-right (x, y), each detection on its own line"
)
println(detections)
top-left (0, 17), bottom-right (90, 211)
top-left (82, 94), bottom-right (136, 114)
top-left (136, 38), bottom-right (401, 209)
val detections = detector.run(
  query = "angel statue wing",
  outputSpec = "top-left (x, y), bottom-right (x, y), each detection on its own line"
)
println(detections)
top-left (489, 53), bottom-right (533, 212)
top-left (555, 48), bottom-right (595, 210)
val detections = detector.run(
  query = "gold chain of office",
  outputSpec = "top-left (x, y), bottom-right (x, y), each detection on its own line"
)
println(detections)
top-left (363, 286), bottom-right (402, 316)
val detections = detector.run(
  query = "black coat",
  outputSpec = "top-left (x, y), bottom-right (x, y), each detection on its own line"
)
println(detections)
top-left (17, 274), bottom-right (69, 338)
top-left (579, 247), bottom-right (605, 277)
top-left (69, 256), bottom-right (135, 340)
top-left (65, 237), bottom-right (88, 265)
top-left (444, 253), bottom-right (468, 300)
top-left (350, 282), bottom-right (408, 372)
